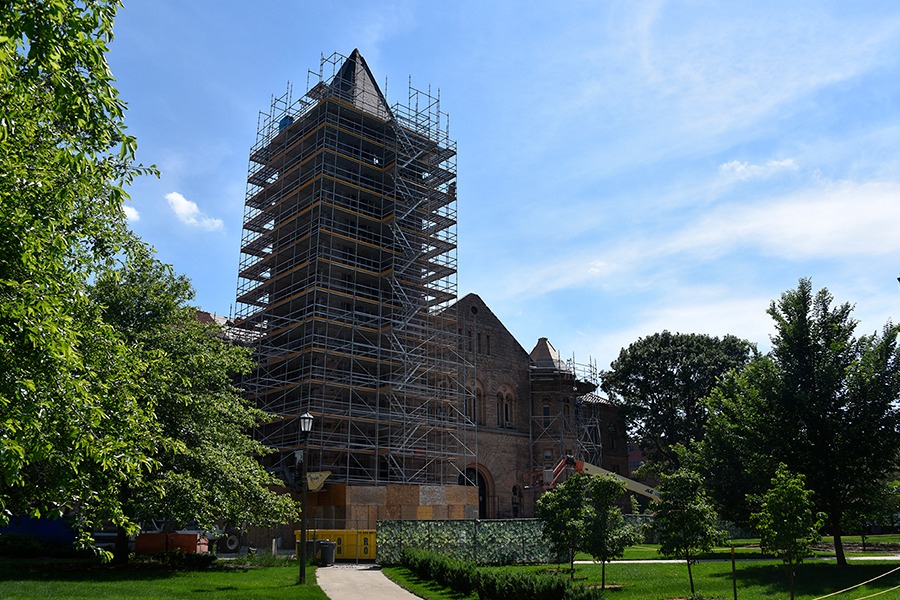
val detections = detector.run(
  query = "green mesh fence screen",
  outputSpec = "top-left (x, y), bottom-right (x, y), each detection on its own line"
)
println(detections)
top-left (377, 519), bottom-right (557, 565)
top-left (377, 516), bottom-right (754, 564)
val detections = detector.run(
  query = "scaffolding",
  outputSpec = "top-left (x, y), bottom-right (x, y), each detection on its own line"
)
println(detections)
top-left (233, 50), bottom-right (471, 486)
top-left (528, 352), bottom-right (604, 475)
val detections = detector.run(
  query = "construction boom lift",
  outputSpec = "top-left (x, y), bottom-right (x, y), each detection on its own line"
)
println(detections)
top-left (526, 455), bottom-right (660, 501)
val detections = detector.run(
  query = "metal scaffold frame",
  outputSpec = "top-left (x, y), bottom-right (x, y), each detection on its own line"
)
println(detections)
top-left (233, 51), bottom-right (472, 486)
top-left (528, 353), bottom-right (604, 475)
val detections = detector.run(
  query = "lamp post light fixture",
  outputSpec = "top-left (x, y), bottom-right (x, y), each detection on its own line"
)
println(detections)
top-left (298, 411), bottom-right (314, 584)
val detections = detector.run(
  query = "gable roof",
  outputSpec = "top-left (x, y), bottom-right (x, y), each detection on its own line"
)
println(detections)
top-left (451, 293), bottom-right (531, 359)
top-left (329, 49), bottom-right (392, 121)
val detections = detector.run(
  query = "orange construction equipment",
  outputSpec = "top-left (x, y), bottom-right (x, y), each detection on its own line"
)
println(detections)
top-left (525, 455), bottom-right (659, 500)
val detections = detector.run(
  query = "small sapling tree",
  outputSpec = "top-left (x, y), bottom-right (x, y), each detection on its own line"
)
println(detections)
top-left (751, 464), bottom-right (824, 600)
top-left (584, 475), bottom-right (641, 589)
top-left (537, 473), bottom-right (589, 577)
top-left (654, 468), bottom-right (723, 598)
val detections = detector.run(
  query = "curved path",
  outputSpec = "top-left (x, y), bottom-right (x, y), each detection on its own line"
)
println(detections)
top-left (317, 564), bottom-right (419, 600)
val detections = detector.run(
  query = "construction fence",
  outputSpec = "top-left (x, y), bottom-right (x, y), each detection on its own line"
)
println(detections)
top-left (377, 519), bottom-right (555, 565)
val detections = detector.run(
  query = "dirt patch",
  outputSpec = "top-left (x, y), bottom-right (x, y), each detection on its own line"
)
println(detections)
top-left (811, 542), bottom-right (900, 553)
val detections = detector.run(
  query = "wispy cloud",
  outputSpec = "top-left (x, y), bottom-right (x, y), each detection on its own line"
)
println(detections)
top-left (165, 192), bottom-right (223, 231)
top-left (489, 178), bottom-right (900, 303)
top-left (122, 204), bottom-right (140, 222)
top-left (719, 159), bottom-right (799, 181)
top-left (667, 180), bottom-right (900, 260)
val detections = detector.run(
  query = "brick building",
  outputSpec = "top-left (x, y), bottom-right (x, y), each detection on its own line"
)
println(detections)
top-left (451, 294), bottom-right (629, 519)
top-left (232, 50), bottom-right (628, 532)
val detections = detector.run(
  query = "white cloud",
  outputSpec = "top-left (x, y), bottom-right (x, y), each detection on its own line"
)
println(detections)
top-left (122, 204), bottom-right (140, 222)
top-left (165, 192), bottom-right (223, 231)
top-left (719, 159), bottom-right (799, 181)
top-left (486, 178), bottom-right (900, 306)
top-left (667, 180), bottom-right (900, 260)
top-left (591, 292), bottom-right (774, 360)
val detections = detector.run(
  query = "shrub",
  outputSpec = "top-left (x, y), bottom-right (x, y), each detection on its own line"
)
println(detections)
top-left (153, 550), bottom-right (218, 570)
top-left (476, 567), bottom-right (603, 600)
top-left (401, 548), bottom-right (478, 595)
top-left (401, 547), bottom-right (604, 600)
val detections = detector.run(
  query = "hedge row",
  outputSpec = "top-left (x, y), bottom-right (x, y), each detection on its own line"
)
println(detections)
top-left (400, 548), bottom-right (604, 600)
top-left (401, 547), bottom-right (478, 594)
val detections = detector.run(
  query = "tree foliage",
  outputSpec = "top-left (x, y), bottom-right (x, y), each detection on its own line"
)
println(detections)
top-left (0, 0), bottom-right (157, 549)
top-left (702, 278), bottom-right (900, 566)
top-left (583, 475), bottom-right (641, 589)
top-left (88, 254), bottom-right (298, 562)
top-left (600, 331), bottom-right (752, 471)
top-left (0, 3), bottom-right (296, 558)
top-left (751, 464), bottom-right (824, 600)
top-left (653, 469), bottom-right (723, 598)
top-left (537, 473), bottom-right (589, 576)
top-left (538, 473), bottom-right (640, 584)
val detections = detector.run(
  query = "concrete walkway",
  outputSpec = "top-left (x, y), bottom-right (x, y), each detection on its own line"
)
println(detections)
top-left (317, 564), bottom-right (420, 600)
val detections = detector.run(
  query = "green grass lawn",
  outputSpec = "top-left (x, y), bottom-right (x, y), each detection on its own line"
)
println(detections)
top-left (385, 559), bottom-right (900, 600)
top-left (572, 534), bottom-right (900, 562)
top-left (575, 542), bottom-right (772, 562)
top-left (0, 560), bottom-right (330, 600)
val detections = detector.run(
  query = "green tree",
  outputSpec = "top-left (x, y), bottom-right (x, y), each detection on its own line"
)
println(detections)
top-left (843, 480), bottom-right (900, 551)
top-left (751, 464), bottom-right (824, 600)
top-left (653, 469), bottom-right (723, 598)
top-left (88, 254), bottom-right (298, 563)
top-left (583, 475), bottom-right (641, 589)
top-left (537, 473), bottom-right (589, 577)
top-left (600, 331), bottom-right (753, 472)
top-left (0, 0), bottom-right (157, 551)
top-left (702, 278), bottom-right (900, 566)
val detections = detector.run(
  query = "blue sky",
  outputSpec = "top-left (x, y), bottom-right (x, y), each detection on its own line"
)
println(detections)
top-left (110, 0), bottom-right (900, 372)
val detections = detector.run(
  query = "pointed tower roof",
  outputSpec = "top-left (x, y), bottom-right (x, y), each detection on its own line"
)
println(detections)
top-left (328, 49), bottom-right (392, 121)
top-left (529, 337), bottom-right (569, 371)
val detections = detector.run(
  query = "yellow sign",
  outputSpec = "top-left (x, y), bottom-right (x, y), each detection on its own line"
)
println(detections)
top-left (307, 471), bottom-right (331, 492)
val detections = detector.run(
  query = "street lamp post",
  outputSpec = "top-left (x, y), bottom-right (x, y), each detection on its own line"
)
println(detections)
top-left (297, 412), bottom-right (314, 584)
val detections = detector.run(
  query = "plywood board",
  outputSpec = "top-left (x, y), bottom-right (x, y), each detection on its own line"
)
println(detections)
top-left (445, 486), bottom-right (468, 505)
top-left (419, 486), bottom-right (445, 506)
top-left (387, 484), bottom-right (419, 507)
top-left (348, 485), bottom-right (386, 506)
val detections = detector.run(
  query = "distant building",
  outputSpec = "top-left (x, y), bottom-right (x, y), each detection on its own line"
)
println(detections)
top-left (627, 443), bottom-right (648, 478)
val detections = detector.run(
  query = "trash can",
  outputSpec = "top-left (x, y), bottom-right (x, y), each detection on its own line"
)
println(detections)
top-left (295, 539), bottom-right (319, 564)
top-left (318, 540), bottom-right (336, 566)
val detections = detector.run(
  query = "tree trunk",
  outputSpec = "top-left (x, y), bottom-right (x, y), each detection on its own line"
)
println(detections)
top-left (602, 560), bottom-right (606, 589)
top-left (113, 525), bottom-right (129, 565)
top-left (789, 564), bottom-right (795, 600)
top-left (832, 516), bottom-right (847, 566)
top-left (112, 485), bottom-right (132, 565)
top-left (687, 552), bottom-right (695, 597)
